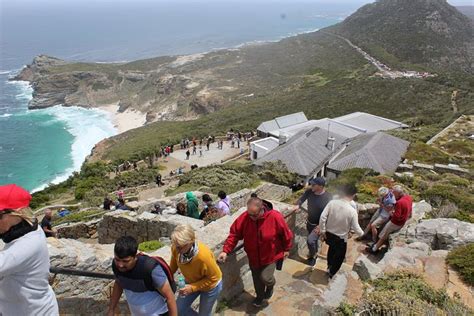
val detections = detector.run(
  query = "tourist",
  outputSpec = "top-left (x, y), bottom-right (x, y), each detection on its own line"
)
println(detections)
top-left (319, 184), bottom-right (364, 278)
top-left (116, 186), bottom-right (125, 200)
top-left (250, 192), bottom-right (273, 211)
top-left (41, 208), bottom-right (57, 238)
top-left (199, 194), bottom-right (214, 220)
top-left (176, 202), bottom-right (187, 216)
top-left (294, 177), bottom-right (332, 266)
top-left (369, 185), bottom-right (412, 253)
top-left (193, 145), bottom-right (197, 155)
top-left (104, 196), bottom-right (113, 210)
top-left (361, 187), bottom-right (396, 242)
top-left (107, 236), bottom-right (177, 316)
top-left (170, 225), bottom-right (222, 315)
top-left (116, 198), bottom-right (129, 210)
top-left (186, 192), bottom-right (200, 219)
top-left (236, 138), bottom-right (240, 149)
top-left (199, 146), bottom-right (203, 157)
top-left (186, 150), bottom-right (191, 160)
top-left (156, 173), bottom-right (163, 187)
top-left (206, 141), bottom-right (210, 151)
top-left (0, 184), bottom-right (59, 315)
top-left (290, 180), bottom-right (305, 192)
top-left (218, 197), bottom-right (293, 307)
top-left (216, 191), bottom-right (231, 216)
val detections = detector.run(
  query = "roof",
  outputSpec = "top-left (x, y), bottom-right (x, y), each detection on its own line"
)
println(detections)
top-left (328, 132), bottom-right (409, 174)
top-left (333, 112), bottom-right (408, 132)
top-left (252, 137), bottom-right (280, 150)
top-left (254, 127), bottom-right (346, 176)
top-left (257, 112), bottom-right (308, 133)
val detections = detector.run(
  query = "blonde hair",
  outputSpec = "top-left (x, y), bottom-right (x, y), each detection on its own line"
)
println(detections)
top-left (377, 187), bottom-right (389, 197)
top-left (171, 224), bottom-right (196, 247)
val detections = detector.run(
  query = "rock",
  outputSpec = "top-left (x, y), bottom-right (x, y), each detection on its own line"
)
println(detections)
top-left (401, 218), bottom-right (474, 250)
top-left (410, 200), bottom-right (432, 222)
top-left (353, 255), bottom-right (383, 280)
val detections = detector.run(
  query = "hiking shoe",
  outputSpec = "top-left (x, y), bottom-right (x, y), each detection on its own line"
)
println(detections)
top-left (252, 297), bottom-right (264, 307)
top-left (264, 286), bottom-right (274, 300)
top-left (307, 257), bottom-right (316, 267)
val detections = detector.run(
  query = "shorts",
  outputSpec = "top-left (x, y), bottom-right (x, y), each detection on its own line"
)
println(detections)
top-left (379, 221), bottom-right (402, 239)
top-left (372, 216), bottom-right (390, 228)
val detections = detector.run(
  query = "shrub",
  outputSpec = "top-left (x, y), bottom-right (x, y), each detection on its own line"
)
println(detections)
top-left (53, 209), bottom-right (105, 225)
top-left (447, 244), bottom-right (474, 286)
top-left (404, 142), bottom-right (455, 164)
top-left (138, 240), bottom-right (164, 253)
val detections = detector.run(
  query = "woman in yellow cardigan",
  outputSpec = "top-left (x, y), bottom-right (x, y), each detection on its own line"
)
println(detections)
top-left (170, 224), bottom-right (222, 316)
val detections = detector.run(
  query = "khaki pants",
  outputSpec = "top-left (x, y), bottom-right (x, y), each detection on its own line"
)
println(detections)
top-left (250, 263), bottom-right (276, 299)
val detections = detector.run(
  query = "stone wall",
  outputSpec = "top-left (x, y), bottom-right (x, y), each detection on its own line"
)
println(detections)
top-left (97, 210), bottom-right (204, 244)
top-left (56, 218), bottom-right (100, 239)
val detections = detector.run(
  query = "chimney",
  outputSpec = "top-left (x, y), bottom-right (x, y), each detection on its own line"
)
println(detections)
top-left (279, 132), bottom-right (289, 145)
top-left (326, 136), bottom-right (336, 151)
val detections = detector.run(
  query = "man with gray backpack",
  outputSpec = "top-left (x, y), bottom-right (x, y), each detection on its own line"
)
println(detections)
top-left (107, 236), bottom-right (177, 316)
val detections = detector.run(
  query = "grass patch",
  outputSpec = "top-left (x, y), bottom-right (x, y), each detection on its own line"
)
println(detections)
top-left (359, 272), bottom-right (472, 315)
top-left (447, 244), bottom-right (474, 286)
top-left (138, 240), bottom-right (165, 253)
top-left (53, 209), bottom-right (105, 225)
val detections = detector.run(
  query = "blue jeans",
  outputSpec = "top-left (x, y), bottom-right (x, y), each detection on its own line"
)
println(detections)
top-left (177, 280), bottom-right (222, 316)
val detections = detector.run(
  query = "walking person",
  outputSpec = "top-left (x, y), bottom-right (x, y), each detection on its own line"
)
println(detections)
top-left (186, 192), bottom-right (200, 219)
top-left (170, 225), bottom-right (222, 315)
top-left (293, 177), bottom-right (332, 266)
top-left (108, 236), bottom-right (177, 316)
top-left (319, 184), bottom-right (363, 278)
top-left (199, 146), bottom-right (203, 157)
top-left (192, 145), bottom-right (197, 155)
top-left (186, 150), bottom-right (191, 160)
top-left (41, 208), bottom-right (57, 238)
top-left (216, 191), bottom-right (231, 216)
top-left (0, 184), bottom-right (59, 315)
top-left (156, 173), bottom-right (163, 187)
top-left (218, 197), bottom-right (293, 307)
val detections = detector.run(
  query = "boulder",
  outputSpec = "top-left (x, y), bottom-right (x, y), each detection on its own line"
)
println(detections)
top-left (410, 200), bottom-right (432, 222)
top-left (353, 255), bottom-right (383, 280)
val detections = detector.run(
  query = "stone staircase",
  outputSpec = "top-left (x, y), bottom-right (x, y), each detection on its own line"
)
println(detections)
top-left (220, 239), bottom-right (367, 315)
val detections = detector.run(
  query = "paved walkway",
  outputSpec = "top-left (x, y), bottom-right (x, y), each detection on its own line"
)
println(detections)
top-left (169, 140), bottom-right (245, 168)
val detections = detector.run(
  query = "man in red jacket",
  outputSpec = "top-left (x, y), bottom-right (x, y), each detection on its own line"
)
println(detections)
top-left (370, 185), bottom-right (412, 253)
top-left (218, 197), bottom-right (293, 307)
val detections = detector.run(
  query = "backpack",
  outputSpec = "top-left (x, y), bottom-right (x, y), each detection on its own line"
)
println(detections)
top-left (112, 253), bottom-right (177, 297)
top-left (139, 253), bottom-right (177, 295)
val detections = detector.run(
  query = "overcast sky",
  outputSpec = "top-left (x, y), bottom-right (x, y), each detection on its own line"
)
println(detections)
top-left (1, 0), bottom-right (473, 4)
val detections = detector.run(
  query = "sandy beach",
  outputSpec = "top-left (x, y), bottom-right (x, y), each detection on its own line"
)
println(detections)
top-left (100, 103), bottom-right (147, 133)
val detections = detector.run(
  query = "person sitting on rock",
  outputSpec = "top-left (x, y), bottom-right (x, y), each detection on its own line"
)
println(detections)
top-left (116, 198), bottom-right (129, 211)
top-left (104, 196), bottom-right (113, 210)
top-left (369, 185), bottom-right (412, 253)
top-left (360, 187), bottom-right (396, 242)
top-left (107, 236), bottom-right (177, 316)
top-left (170, 225), bottom-right (222, 316)
top-left (0, 184), bottom-right (59, 315)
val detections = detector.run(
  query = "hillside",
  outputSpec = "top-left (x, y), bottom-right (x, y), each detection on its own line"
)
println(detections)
top-left (330, 0), bottom-right (474, 73)
top-left (457, 6), bottom-right (474, 20)
top-left (13, 0), bottom-right (474, 164)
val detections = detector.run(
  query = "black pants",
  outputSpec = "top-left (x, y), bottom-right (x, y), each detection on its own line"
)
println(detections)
top-left (326, 232), bottom-right (347, 276)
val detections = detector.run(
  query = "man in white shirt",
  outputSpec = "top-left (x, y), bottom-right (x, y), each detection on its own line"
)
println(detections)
top-left (319, 184), bottom-right (363, 278)
top-left (0, 184), bottom-right (59, 316)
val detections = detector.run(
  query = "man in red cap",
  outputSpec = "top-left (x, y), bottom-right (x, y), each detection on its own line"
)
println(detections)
top-left (0, 184), bottom-right (59, 315)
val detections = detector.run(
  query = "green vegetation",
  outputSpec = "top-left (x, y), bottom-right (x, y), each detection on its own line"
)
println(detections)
top-left (138, 240), bottom-right (164, 253)
top-left (357, 272), bottom-right (472, 315)
top-left (404, 142), bottom-right (458, 165)
top-left (447, 244), bottom-right (474, 286)
top-left (167, 161), bottom-right (299, 196)
top-left (31, 163), bottom-right (163, 209)
top-left (53, 209), bottom-right (105, 225)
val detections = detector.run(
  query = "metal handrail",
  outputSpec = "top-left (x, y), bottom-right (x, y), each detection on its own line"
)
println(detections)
top-left (50, 267), bottom-right (115, 280)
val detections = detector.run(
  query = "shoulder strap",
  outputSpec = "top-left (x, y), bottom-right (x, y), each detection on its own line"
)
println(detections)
top-left (141, 253), bottom-right (177, 295)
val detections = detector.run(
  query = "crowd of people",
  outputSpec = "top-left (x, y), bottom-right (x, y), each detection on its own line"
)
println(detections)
top-left (1, 176), bottom-right (413, 315)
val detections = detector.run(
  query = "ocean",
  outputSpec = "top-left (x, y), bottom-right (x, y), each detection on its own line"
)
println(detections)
top-left (0, 0), bottom-right (366, 192)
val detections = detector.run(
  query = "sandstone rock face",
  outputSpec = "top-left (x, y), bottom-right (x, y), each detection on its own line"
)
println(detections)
top-left (396, 218), bottom-right (474, 250)
top-left (352, 255), bottom-right (383, 281)
top-left (47, 238), bottom-right (129, 314)
top-left (56, 218), bottom-right (100, 239)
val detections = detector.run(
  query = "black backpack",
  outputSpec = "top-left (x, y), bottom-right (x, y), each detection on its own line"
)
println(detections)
top-left (112, 253), bottom-right (177, 296)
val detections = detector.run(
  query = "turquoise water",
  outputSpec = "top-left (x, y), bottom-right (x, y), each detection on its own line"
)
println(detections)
top-left (0, 1), bottom-right (366, 192)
